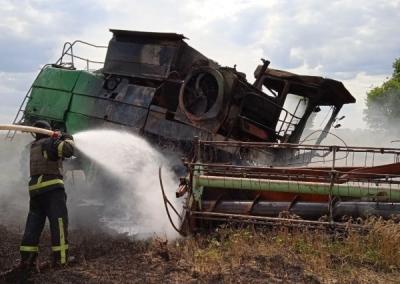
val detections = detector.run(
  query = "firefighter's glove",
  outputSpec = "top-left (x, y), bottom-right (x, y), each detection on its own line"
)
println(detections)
top-left (60, 132), bottom-right (74, 141)
top-left (51, 131), bottom-right (61, 140)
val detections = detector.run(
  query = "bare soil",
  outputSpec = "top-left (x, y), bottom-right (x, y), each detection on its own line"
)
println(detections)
top-left (1, 224), bottom-right (399, 283)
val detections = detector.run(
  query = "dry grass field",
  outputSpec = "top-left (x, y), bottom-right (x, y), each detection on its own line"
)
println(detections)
top-left (1, 218), bottom-right (400, 283)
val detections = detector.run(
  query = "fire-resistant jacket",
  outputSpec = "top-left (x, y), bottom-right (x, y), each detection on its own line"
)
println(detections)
top-left (29, 134), bottom-right (74, 197)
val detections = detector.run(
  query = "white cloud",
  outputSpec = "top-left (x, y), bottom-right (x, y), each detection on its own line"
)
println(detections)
top-left (0, 106), bottom-right (18, 124)
top-left (0, 72), bottom-right (36, 123)
top-left (0, 72), bottom-right (36, 99)
top-left (0, 0), bottom-right (57, 39)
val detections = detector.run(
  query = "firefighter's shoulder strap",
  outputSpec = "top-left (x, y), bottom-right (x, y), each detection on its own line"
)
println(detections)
top-left (30, 138), bottom-right (62, 176)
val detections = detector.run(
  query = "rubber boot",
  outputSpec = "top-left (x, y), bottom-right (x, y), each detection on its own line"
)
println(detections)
top-left (0, 256), bottom-right (36, 284)
top-left (51, 252), bottom-right (68, 269)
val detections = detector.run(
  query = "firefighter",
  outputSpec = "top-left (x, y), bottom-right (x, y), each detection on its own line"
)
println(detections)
top-left (2, 120), bottom-right (74, 282)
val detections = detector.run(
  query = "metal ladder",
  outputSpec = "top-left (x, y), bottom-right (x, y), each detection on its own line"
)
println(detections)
top-left (5, 40), bottom-right (107, 140)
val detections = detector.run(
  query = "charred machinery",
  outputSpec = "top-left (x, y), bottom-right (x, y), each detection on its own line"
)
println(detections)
top-left (166, 140), bottom-right (400, 235)
top-left (11, 29), bottom-right (398, 233)
top-left (11, 29), bottom-right (354, 163)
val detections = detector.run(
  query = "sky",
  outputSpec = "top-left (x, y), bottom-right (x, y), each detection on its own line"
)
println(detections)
top-left (0, 0), bottom-right (399, 129)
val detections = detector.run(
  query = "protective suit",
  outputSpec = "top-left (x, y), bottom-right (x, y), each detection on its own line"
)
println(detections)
top-left (20, 120), bottom-right (74, 267)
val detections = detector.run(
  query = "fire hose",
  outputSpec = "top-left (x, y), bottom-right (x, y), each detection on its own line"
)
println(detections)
top-left (0, 124), bottom-right (55, 137)
top-left (158, 167), bottom-right (186, 236)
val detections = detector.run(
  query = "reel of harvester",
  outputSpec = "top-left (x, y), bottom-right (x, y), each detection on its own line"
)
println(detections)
top-left (167, 139), bottom-right (400, 235)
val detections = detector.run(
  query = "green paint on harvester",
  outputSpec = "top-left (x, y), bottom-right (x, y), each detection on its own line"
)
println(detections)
top-left (25, 89), bottom-right (72, 121)
top-left (33, 67), bottom-right (81, 91)
top-left (195, 175), bottom-right (400, 201)
top-left (25, 66), bottom-right (105, 134)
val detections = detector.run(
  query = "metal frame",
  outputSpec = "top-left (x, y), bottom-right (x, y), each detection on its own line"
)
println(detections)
top-left (55, 40), bottom-right (107, 71)
top-left (177, 139), bottom-right (400, 233)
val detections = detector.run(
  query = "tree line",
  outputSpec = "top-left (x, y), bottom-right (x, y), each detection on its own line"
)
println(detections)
top-left (364, 58), bottom-right (400, 132)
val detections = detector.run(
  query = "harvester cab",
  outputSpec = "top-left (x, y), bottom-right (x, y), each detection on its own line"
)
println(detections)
top-left (252, 64), bottom-right (355, 144)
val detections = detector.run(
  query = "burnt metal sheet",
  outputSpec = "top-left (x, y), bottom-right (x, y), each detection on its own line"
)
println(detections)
top-left (115, 84), bottom-right (155, 107)
top-left (254, 66), bottom-right (356, 105)
top-left (144, 106), bottom-right (201, 141)
top-left (104, 41), bottom-right (178, 78)
top-left (339, 163), bottom-right (400, 180)
top-left (69, 94), bottom-right (150, 127)
top-left (104, 29), bottom-right (211, 81)
top-left (109, 29), bottom-right (186, 41)
top-left (104, 30), bottom-right (186, 79)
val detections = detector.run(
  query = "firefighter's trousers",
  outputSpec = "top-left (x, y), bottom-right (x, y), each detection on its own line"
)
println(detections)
top-left (20, 188), bottom-right (69, 265)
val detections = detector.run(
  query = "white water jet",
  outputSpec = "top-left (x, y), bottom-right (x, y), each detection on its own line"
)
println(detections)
top-left (73, 129), bottom-right (181, 239)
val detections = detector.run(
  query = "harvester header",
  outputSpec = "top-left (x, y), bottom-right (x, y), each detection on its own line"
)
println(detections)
top-left (168, 139), bottom-right (400, 234)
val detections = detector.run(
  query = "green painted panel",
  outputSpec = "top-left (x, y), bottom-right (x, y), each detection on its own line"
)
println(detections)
top-left (25, 88), bottom-right (72, 121)
top-left (195, 175), bottom-right (400, 201)
top-left (69, 94), bottom-right (148, 126)
top-left (73, 71), bottom-right (104, 96)
top-left (33, 67), bottom-right (81, 91)
top-left (65, 112), bottom-right (103, 134)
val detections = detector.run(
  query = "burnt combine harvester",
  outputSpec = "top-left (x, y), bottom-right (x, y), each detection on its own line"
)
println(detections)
top-left (11, 29), bottom-right (354, 152)
top-left (9, 29), bottom-right (400, 233)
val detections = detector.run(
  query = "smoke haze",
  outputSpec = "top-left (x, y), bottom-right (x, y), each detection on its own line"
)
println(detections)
top-left (0, 134), bottom-right (31, 226)
top-left (0, 131), bottom-right (181, 240)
